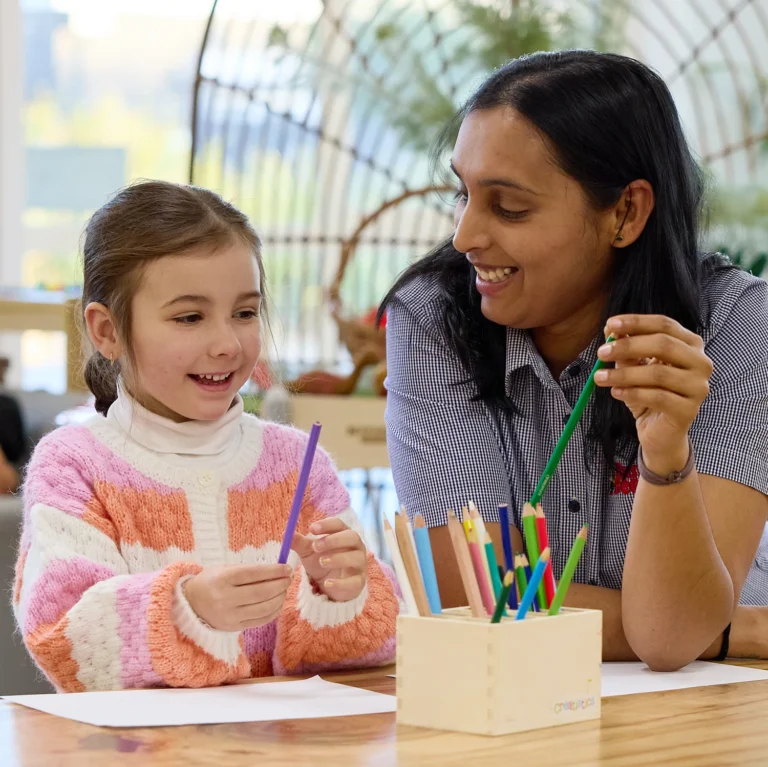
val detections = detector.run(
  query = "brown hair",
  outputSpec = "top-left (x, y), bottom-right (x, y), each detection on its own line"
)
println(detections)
top-left (79, 180), bottom-right (264, 415)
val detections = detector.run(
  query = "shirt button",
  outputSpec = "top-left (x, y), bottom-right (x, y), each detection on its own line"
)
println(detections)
top-left (198, 471), bottom-right (215, 487)
top-left (562, 413), bottom-right (571, 426)
top-left (569, 362), bottom-right (582, 377)
top-left (568, 498), bottom-right (581, 514)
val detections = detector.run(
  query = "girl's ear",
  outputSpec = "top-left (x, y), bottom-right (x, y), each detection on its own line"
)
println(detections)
top-left (84, 302), bottom-right (123, 362)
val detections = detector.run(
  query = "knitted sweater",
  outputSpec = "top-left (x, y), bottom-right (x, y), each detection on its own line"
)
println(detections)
top-left (13, 393), bottom-right (399, 692)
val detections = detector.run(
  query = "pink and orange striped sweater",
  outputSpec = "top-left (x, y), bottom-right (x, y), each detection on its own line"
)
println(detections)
top-left (12, 392), bottom-right (399, 692)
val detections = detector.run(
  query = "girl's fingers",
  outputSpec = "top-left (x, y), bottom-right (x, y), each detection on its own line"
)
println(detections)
top-left (320, 574), bottom-right (366, 602)
top-left (312, 529), bottom-right (363, 554)
top-left (237, 592), bottom-right (288, 623)
top-left (595, 363), bottom-right (710, 401)
top-left (308, 517), bottom-right (349, 536)
top-left (317, 549), bottom-right (367, 572)
top-left (235, 577), bottom-right (292, 608)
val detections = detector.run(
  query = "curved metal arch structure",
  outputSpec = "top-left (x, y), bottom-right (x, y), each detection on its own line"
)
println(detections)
top-left (190, 0), bottom-right (768, 377)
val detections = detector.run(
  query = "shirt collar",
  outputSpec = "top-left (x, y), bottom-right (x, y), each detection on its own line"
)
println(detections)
top-left (504, 328), bottom-right (602, 396)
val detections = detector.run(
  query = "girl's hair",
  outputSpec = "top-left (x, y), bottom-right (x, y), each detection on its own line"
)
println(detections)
top-left (79, 180), bottom-right (264, 415)
top-left (381, 50), bottom-right (729, 468)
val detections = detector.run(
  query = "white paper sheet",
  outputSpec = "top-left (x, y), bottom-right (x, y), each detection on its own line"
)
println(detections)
top-left (601, 661), bottom-right (768, 697)
top-left (2, 675), bottom-right (396, 728)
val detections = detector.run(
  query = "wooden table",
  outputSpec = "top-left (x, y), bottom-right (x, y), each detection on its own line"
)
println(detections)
top-left (3, 661), bottom-right (768, 766)
top-left (0, 287), bottom-right (83, 391)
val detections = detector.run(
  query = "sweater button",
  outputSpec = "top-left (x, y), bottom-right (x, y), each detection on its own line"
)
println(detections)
top-left (198, 471), bottom-right (214, 487)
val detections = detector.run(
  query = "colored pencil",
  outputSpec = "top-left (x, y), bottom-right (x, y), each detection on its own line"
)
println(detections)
top-left (516, 548), bottom-right (550, 620)
top-left (382, 517), bottom-right (418, 615)
top-left (461, 506), bottom-right (474, 540)
top-left (468, 502), bottom-right (494, 592)
top-left (447, 510), bottom-right (486, 618)
top-left (522, 505), bottom-right (546, 609)
top-left (514, 554), bottom-right (530, 611)
top-left (491, 571), bottom-right (515, 624)
top-left (413, 515), bottom-right (442, 614)
top-left (394, 511), bottom-right (431, 616)
top-left (529, 337), bottom-right (615, 507)
top-left (522, 555), bottom-right (540, 612)
top-left (278, 422), bottom-right (321, 563)
top-left (468, 528), bottom-right (495, 615)
top-left (549, 525), bottom-right (588, 615)
top-left (498, 504), bottom-right (514, 574)
top-left (484, 533), bottom-right (504, 601)
top-left (535, 504), bottom-right (557, 607)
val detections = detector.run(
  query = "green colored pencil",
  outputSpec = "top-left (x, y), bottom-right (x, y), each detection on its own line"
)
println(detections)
top-left (522, 504), bottom-right (547, 609)
top-left (514, 554), bottom-right (532, 612)
top-left (529, 338), bottom-right (615, 508)
top-left (548, 525), bottom-right (589, 615)
top-left (491, 571), bottom-right (515, 624)
top-left (484, 535), bottom-right (504, 601)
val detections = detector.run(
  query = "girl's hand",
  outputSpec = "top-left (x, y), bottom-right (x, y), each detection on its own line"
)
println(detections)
top-left (183, 564), bottom-right (292, 631)
top-left (291, 517), bottom-right (368, 602)
top-left (595, 314), bottom-right (713, 475)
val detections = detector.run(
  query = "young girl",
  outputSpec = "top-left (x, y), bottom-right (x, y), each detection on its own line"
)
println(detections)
top-left (383, 51), bottom-right (768, 670)
top-left (13, 181), bottom-right (399, 692)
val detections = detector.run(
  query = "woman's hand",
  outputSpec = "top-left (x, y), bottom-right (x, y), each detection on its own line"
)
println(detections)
top-left (183, 564), bottom-right (293, 631)
top-left (595, 314), bottom-right (713, 475)
top-left (291, 517), bottom-right (368, 602)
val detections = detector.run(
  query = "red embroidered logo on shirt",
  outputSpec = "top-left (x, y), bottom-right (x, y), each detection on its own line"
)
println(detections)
top-left (610, 462), bottom-right (639, 495)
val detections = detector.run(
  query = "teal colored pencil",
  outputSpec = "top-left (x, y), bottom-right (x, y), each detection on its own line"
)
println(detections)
top-left (484, 536), bottom-right (504, 600)
top-left (412, 515), bottom-right (442, 614)
top-left (529, 337), bottom-right (615, 507)
top-left (516, 548), bottom-right (550, 620)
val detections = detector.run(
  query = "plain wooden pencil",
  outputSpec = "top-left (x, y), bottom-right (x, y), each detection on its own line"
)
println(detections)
top-left (394, 511), bottom-right (431, 616)
top-left (447, 510), bottom-right (486, 618)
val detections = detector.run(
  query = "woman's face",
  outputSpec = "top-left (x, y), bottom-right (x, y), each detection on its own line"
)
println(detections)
top-left (451, 106), bottom-right (617, 334)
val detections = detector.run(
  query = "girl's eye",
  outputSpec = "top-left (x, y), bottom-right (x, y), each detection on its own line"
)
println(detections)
top-left (173, 314), bottom-right (201, 325)
top-left (235, 309), bottom-right (259, 320)
top-left (453, 189), bottom-right (468, 203)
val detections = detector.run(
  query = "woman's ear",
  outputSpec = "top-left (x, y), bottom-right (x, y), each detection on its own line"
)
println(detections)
top-left (609, 179), bottom-right (655, 248)
top-left (84, 302), bottom-right (123, 362)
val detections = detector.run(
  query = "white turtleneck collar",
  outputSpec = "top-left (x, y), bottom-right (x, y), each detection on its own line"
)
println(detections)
top-left (107, 383), bottom-right (244, 457)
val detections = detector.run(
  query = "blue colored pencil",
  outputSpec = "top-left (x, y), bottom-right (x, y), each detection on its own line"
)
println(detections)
top-left (412, 514), bottom-right (442, 614)
top-left (516, 548), bottom-right (550, 620)
top-left (498, 504), bottom-right (518, 609)
top-left (524, 559), bottom-right (540, 612)
top-left (278, 422), bottom-right (322, 564)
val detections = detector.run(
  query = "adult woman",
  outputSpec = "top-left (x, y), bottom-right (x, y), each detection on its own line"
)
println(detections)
top-left (382, 50), bottom-right (768, 670)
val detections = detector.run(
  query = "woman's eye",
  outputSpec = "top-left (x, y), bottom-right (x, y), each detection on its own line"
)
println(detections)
top-left (235, 310), bottom-right (259, 320)
top-left (496, 206), bottom-right (528, 221)
top-left (173, 314), bottom-right (201, 325)
top-left (453, 189), bottom-right (468, 203)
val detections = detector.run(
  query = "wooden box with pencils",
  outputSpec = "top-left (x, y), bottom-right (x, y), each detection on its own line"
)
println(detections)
top-left (396, 606), bottom-right (602, 736)
top-left (385, 504), bottom-right (599, 736)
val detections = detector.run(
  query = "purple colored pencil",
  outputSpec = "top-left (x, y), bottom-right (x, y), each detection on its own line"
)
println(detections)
top-left (278, 422), bottom-right (322, 564)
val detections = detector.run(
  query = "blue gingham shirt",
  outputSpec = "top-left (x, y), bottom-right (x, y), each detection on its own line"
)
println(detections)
top-left (385, 266), bottom-right (768, 605)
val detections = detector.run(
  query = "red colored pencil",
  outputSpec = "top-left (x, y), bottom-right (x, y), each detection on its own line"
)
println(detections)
top-left (535, 504), bottom-right (557, 607)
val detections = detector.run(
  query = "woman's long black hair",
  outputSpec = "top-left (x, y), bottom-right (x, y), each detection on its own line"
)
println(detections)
top-left (381, 50), bottom-right (727, 469)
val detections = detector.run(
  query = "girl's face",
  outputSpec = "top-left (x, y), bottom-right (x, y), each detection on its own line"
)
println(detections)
top-left (127, 239), bottom-right (263, 422)
top-left (451, 106), bottom-right (617, 334)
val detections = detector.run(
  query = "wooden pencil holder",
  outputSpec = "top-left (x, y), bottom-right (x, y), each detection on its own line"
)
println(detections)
top-left (396, 606), bottom-right (602, 736)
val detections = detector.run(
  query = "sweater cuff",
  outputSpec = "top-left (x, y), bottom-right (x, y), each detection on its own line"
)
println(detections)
top-left (171, 576), bottom-right (243, 666)
top-left (295, 566), bottom-right (369, 629)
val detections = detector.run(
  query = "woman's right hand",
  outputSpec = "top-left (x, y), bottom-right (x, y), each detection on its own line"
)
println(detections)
top-left (183, 563), bottom-right (293, 631)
